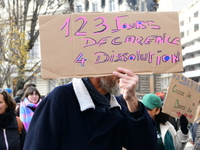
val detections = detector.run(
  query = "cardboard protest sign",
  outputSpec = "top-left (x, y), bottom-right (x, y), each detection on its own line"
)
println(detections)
top-left (162, 73), bottom-right (200, 123)
top-left (39, 12), bottom-right (183, 79)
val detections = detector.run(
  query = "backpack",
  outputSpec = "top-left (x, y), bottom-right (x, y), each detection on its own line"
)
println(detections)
top-left (193, 125), bottom-right (200, 150)
top-left (16, 116), bottom-right (23, 134)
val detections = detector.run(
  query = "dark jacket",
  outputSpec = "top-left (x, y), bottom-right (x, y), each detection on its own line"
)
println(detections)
top-left (0, 112), bottom-right (26, 150)
top-left (23, 83), bottom-right (156, 150)
top-left (14, 96), bottom-right (22, 103)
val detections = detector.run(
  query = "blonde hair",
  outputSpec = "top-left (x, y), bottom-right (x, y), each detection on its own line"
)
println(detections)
top-left (194, 105), bottom-right (200, 123)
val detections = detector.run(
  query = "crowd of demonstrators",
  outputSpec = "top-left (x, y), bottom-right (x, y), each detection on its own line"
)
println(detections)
top-left (23, 67), bottom-right (157, 150)
top-left (142, 93), bottom-right (192, 150)
top-left (2, 76), bottom-right (200, 150)
top-left (17, 86), bottom-right (42, 131)
top-left (0, 88), bottom-right (26, 150)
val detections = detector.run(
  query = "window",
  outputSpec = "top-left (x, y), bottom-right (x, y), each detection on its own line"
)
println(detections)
top-left (180, 20), bottom-right (184, 26)
top-left (194, 51), bottom-right (200, 57)
top-left (48, 79), bottom-right (56, 93)
top-left (185, 53), bottom-right (194, 59)
top-left (92, 2), bottom-right (98, 12)
top-left (164, 78), bottom-right (167, 86)
top-left (141, 1), bottom-right (145, 11)
top-left (29, 41), bottom-right (40, 59)
top-left (180, 31), bottom-right (184, 38)
top-left (109, 0), bottom-right (115, 12)
top-left (194, 11), bottom-right (199, 18)
top-left (189, 66), bottom-right (194, 71)
top-left (194, 64), bottom-right (200, 70)
top-left (85, 0), bottom-right (89, 11)
top-left (118, 0), bottom-right (123, 5)
top-left (187, 29), bottom-right (191, 36)
top-left (194, 24), bottom-right (199, 32)
top-left (188, 17), bottom-right (191, 23)
top-left (76, 5), bottom-right (82, 12)
top-left (101, 0), bottom-right (105, 8)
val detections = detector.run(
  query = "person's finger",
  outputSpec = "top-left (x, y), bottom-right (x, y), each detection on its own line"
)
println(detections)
top-left (113, 67), bottom-right (136, 78)
top-left (117, 67), bottom-right (135, 76)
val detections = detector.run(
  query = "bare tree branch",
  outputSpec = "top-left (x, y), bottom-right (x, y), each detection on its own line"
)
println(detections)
top-left (0, 0), bottom-right (71, 94)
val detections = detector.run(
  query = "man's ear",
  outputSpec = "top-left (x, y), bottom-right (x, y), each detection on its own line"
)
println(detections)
top-left (155, 108), bottom-right (161, 115)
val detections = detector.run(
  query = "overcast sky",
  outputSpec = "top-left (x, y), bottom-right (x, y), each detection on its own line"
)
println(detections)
top-left (172, 0), bottom-right (196, 11)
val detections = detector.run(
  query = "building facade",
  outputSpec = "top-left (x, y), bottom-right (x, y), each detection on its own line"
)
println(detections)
top-left (180, 0), bottom-right (200, 83)
top-left (157, 0), bottom-right (200, 93)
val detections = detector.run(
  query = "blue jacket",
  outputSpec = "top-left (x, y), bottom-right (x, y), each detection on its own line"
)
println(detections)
top-left (23, 82), bottom-right (156, 150)
top-left (190, 118), bottom-right (200, 142)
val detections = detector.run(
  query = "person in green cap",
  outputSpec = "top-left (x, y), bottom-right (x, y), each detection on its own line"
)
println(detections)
top-left (142, 93), bottom-right (192, 150)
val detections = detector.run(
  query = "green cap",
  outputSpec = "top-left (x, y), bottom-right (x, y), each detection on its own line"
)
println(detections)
top-left (142, 94), bottom-right (162, 109)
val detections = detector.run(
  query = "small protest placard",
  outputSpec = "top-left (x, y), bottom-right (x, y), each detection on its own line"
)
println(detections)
top-left (162, 73), bottom-right (200, 123)
top-left (39, 12), bottom-right (183, 79)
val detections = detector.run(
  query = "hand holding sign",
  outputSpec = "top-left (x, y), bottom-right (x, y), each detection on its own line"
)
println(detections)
top-left (180, 115), bottom-right (189, 134)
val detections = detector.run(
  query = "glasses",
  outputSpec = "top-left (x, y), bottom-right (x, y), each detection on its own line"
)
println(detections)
top-left (0, 88), bottom-right (4, 93)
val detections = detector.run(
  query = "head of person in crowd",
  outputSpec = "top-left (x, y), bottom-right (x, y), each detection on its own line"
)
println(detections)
top-left (16, 89), bottom-right (24, 96)
top-left (142, 93), bottom-right (191, 150)
top-left (0, 89), bottom-right (27, 149)
top-left (21, 86), bottom-right (41, 104)
top-left (15, 83), bottom-right (37, 103)
top-left (0, 89), bottom-right (16, 115)
top-left (14, 89), bottom-right (24, 103)
top-left (4, 88), bottom-right (13, 94)
top-left (23, 83), bottom-right (36, 91)
top-left (20, 86), bottom-right (42, 131)
top-left (142, 93), bottom-right (170, 123)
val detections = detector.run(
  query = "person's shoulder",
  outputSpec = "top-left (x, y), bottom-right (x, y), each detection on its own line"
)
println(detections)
top-left (51, 83), bottom-right (73, 94)
top-left (39, 83), bottom-right (78, 110)
top-left (159, 121), bottom-right (177, 136)
top-left (166, 121), bottom-right (179, 134)
top-left (44, 83), bottom-right (74, 101)
top-left (166, 121), bottom-right (174, 127)
top-left (160, 121), bottom-right (174, 129)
